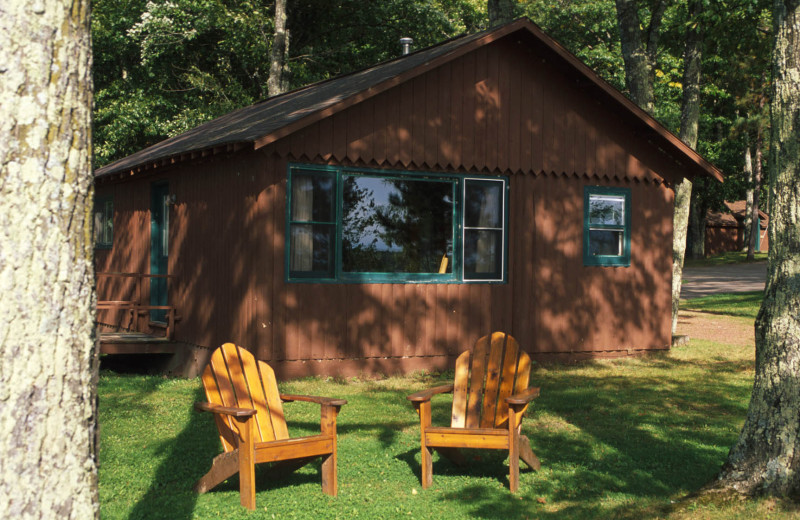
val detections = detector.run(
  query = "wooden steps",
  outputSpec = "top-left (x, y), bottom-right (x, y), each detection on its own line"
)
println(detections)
top-left (99, 332), bottom-right (177, 354)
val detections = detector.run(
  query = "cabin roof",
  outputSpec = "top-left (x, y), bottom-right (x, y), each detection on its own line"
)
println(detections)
top-left (95, 18), bottom-right (723, 182)
top-left (707, 200), bottom-right (768, 228)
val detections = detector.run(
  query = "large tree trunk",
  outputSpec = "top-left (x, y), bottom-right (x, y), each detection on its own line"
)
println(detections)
top-left (614, 0), bottom-right (665, 114)
top-left (671, 0), bottom-right (703, 334)
top-left (488, 0), bottom-right (516, 26)
top-left (0, 0), bottom-right (98, 518)
top-left (715, 0), bottom-right (800, 497)
top-left (743, 146), bottom-right (754, 251)
top-left (267, 0), bottom-right (289, 97)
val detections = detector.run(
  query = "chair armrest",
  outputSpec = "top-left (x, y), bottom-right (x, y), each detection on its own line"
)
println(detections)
top-left (279, 394), bottom-right (347, 407)
top-left (194, 401), bottom-right (257, 417)
top-left (505, 387), bottom-right (540, 406)
top-left (407, 384), bottom-right (455, 403)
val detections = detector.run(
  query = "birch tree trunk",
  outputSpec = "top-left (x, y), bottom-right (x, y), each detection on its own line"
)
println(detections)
top-left (0, 0), bottom-right (98, 518)
top-left (267, 0), bottom-right (289, 97)
top-left (715, 0), bottom-right (800, 497)
top-left (743, 146), bottom-right (754, 251)
top-left (671, 0), bottom-right (703, 334)
top-left (747, 136), bottom-right (764, 258)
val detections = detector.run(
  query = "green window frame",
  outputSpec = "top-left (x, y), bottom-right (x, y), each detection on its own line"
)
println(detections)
top-left (94, 195), bottom-right (114, 249)
top-left (583, 186), bottom-right (631, 267)
top-left (286, 164), bottom-right (509, 283)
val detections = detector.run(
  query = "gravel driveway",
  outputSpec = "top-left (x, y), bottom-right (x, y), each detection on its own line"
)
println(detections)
top-left (681, 261), bottom-right (767, 299)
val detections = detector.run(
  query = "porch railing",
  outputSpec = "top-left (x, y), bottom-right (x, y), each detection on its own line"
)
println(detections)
top-left (96, 272), bottom-right (177, 340)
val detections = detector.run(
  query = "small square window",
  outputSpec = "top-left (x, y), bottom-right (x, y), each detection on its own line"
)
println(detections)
top-left (583, 187), bottom-right (630, 266)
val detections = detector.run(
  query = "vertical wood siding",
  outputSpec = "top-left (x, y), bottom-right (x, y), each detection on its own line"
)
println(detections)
top-left (96, 35), bottom-right (679, 374)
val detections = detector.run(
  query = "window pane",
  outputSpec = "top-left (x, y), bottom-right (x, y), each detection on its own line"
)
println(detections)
top-left (94, 211), bottom-right (104, 246)
top-left (161, 196), bottom-right (168, 256)
top-left (464, 229), bottom-right (502, 279)
top-left (464, 180), bottom-right (502, 228)
top-left (341, 175), bottom-right (453, 274)
top-left (104, 200), bottom-right (114, 245)
top-left (291, 173), bottom-right (334, 222)
top-left (589, 229), bottom-right (623, 256)
top-left (290, 224), bottom-right (334, 275)
top-left (589, 195), bottom-right (624, 226)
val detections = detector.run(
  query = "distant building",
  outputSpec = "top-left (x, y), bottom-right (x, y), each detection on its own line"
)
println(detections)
top-left (705, 200), bottom-right (769, 256)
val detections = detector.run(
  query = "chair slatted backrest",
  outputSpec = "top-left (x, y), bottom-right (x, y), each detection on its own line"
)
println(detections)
top-left (451, 332), bottom-right (531, 429)
top-left (201, 343), bottom-right (289, 451)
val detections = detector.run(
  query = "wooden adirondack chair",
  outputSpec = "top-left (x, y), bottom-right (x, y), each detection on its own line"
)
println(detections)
top-left (407, 332), bottom-right (541, 491)
top-left (194, 343), bottom-right (346, 510)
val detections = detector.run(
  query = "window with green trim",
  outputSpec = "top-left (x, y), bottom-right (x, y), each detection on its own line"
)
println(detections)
top-left (287, 165), bottom-right (508, 283)
top-left (94, 195), bottom-right (114, 249)
top-left (583, 186), bottom-right (631, 266)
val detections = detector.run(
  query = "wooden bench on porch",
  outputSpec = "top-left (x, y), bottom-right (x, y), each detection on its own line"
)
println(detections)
top-left (97, 272), bottom-right (179, 355)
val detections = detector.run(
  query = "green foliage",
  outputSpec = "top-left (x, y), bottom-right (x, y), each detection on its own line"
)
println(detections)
top-left (521, 0), bottom-right (625, 91)
top-left (92, 0), bottom-right (486, 167)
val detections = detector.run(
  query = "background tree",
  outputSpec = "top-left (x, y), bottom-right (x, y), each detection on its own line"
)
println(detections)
top-left (267, 0), bottom-right (289, 96)
top-left (488, 0), bottom-right (517, 25)
top-left (613, 0), bottom-right (666, 114)
top-left (0, 0), bottom-right (98, 517)
top-left (671, 0), bottom-right (703, 334)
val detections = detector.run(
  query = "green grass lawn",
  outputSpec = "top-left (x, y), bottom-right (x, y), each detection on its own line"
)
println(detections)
top-left (682, 291), bottom-right (764, 320)
top-left (683, 251), bottom-right (767, 268)
top-left (99, 293), bottom-right (798, 519)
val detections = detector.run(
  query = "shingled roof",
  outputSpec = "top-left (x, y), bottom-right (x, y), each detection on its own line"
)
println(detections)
top-left (707, 201), bottom-right (769, 228)
top-left (95, 18), bottom-right (723, 182)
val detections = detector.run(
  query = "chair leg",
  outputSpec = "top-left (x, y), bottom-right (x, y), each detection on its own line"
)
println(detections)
top-left (519, 435), bottom-right (541, 471)
top-left (421, 445), bottom-right (433, 489)
top-left (236, 417), bottom-right (256, 510)
top-left (321, 452), bottom-right (337, 496)
top-left (508, 413), bottom-right (520, 492)
top-left (194, 451), bottom-right (239, 494)
top-left (321, 405), bottom-right (339, 496)
top-left (417, 401), bottom-right (433, 488)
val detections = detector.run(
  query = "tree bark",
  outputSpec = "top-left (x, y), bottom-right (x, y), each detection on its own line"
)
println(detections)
top-left (747, 132), bottom-right (764, 258)
top-left (743, 146), bottom-right (754, 251)
top-left (0, 0), bottom-right (97, 518)
top-left (614, 0), bottom-right (664, 114)
top-left (488, 0), bottom-right (516, 26)
top-left (267, 0), bottom-right (289, 97)
top-left (715, 0), bottom-right (800, 497)
top-left (688, 192), bottom-right (706, 260)
top-left (671, 0), bottom-right (703, 334)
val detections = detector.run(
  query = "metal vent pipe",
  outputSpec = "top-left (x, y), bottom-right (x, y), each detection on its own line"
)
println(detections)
top-left (400, 37), bottom-right (413, 55)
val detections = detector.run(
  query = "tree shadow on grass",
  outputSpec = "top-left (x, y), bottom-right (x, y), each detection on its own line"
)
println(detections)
top-left (124, 385), bottom-right (213, 520)
top-left (429, 355), bottom-right (752, 518)
top-left (395, 447), bottom-right (537, 490)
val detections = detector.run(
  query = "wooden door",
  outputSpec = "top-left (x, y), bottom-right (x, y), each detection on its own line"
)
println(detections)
top-left (150, 182), bottom-right (169, 322)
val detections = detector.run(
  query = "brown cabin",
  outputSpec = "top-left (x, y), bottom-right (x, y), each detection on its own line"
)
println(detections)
top-left (94, 19), bottom-right (723, 378)
top-left (705, 200), bottom-right (768, 256)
